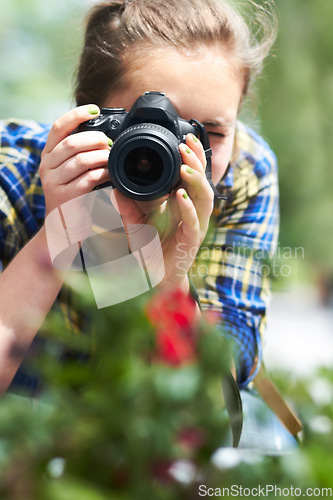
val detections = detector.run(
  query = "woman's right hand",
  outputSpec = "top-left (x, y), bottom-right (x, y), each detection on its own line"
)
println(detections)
top-left (40, 105), bottom-right (112, 217)
top-left (40, 105), bottom-right (112, 265)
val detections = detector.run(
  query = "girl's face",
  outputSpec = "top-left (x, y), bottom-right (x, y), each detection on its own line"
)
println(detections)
top-left (106, 45), bottom-right (243, 188)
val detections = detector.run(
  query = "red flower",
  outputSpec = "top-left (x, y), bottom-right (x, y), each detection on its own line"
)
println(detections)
top-left (147, 289), bottom-right (197, 329)
top-left (151, 460), bottom-right (174, 484)
top-left (177, 427), bottom-right (206, 451)
top-left (155, 327), bottom-right (196, 365)
top-left (146, 289), bottom-right (198, 366)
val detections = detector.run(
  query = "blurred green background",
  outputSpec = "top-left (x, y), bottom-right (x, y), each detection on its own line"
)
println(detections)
top-left (257, 0), bottom-right (333, 273)
top-left (0, 0), bottom-right (91, 121)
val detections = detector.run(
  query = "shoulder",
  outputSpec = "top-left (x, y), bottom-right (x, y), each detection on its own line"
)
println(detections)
top-left (0, 118), bottom-right (50, 192)
top-left (233, 121), bottom-right (278, 179)
top-left (218, 122), bottom-right (278, 204)
top-left (0, 119), bottom-right (50, 161)
top-left (0, 120), bottom-right (51, 239)
top-left (0, 119), bottom-right (50, 140)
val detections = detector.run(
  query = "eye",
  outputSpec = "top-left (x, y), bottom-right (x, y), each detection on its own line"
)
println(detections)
top-left (207, 131), bottom-right (226, 138)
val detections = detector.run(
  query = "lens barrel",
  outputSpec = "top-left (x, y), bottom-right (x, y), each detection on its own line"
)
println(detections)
top-left (108, 123), bottom-right (181, 201)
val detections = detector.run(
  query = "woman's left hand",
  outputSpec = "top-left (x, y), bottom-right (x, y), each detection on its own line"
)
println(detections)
top-left (112, 133), bottom-right (214, 293)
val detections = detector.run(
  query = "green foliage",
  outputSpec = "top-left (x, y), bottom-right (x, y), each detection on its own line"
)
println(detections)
top-left (0, 273), bottom-right (232, 499)
top-left (0, 273), bottom-right (332, 498)
top-left (256, 0), bottom-right (333, 269)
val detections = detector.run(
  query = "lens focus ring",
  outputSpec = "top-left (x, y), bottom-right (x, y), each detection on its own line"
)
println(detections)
top-left (108, 123), bottom-right (182, 200)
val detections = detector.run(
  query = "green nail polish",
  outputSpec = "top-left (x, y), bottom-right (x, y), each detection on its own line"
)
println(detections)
top-left (186, 166), bottom-right (194, 174)
top-left (192, 134), bottom-right (199, 143)
top-left (107, 138), bottom-right (113, 147)
top-left (87, 105), bottom-right (100, 115)
top-left (183, 191), bottom-right (188, 200)
top-left (186, 147), bottom-right (191, 154)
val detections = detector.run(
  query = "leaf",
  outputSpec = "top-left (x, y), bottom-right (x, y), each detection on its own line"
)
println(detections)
top-left (153, 366), bottom-right (200, 403)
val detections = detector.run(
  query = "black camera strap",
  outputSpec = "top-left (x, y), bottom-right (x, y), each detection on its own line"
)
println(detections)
top-left (189, 119), bottom-right (227, 201)
top-left (189, 274), bottom-right (243, 447)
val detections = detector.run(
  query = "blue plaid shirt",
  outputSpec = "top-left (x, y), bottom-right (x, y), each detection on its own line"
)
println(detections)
top-left (0, 119), bottom-right (279, 390)
top-left (191, 121), bottom-right (279, 387)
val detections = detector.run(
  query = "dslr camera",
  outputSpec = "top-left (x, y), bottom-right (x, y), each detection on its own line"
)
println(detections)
top-left (81, 91), bottom-right (203, 201)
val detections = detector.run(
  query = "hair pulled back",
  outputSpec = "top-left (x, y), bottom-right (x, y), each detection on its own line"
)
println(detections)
top-left (75, 0), bottom-right (277, 107)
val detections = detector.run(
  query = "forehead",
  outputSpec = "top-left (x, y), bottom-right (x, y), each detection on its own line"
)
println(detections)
top-left (107, 46), bottom-right (243, 124)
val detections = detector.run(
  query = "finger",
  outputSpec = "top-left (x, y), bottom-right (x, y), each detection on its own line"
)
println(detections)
top-left (179, 143), bottom-right (205, 175)
top-left (111, 189), bottom-right (148, 253)
top-left (56, 149), bottom-right (111, 186)
top-left (175, 189), bottom-right (200, 246)
top-left (186, 133), bottom-right (207, 170)
top-left (45, 131), bottom-right (112, 170)
top-left (180, 167), bottom-right (214, 236)
top-left (63, 166), bottom-right (111, 196)
top-left (112, 189), bottom-right (144, 224)
top-left (163, 193), bottom-right (182, 225)
top-left (180, 165), bottom-right (213, 203)
top-left (43, 105), bottom-right (101, 154)
top-left (146, 194), bottom-right (180, 235)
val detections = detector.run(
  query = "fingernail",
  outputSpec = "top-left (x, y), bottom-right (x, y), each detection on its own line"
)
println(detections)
top-left (107, 138), bottom-right (113, 147)
top-left (192, 134), bottom-right (199, 143)
top-left (186, 147), bottom-right (191, 154)
top-left (186, 166), bottom-right (194, 174)
top-left (87, 105), bottom-right (100, 115)
top-left (183, 191), bottom-right (188, 200)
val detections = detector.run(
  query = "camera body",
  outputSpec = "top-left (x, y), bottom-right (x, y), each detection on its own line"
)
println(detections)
top-left (81, 91), bottom-right (199, 200)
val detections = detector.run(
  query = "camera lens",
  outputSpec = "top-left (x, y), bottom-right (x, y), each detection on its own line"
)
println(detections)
top-left (108, 123), bottom-right (181, 201)
top-left (124, 147), bottom-right (163, 187)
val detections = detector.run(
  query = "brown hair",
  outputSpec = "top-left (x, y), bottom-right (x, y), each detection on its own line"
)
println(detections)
top-left (75, 0), bottom-right (277, 107)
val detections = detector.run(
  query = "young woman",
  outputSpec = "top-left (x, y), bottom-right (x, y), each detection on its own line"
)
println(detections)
top-left (0, 0), bottom-right (278, 396)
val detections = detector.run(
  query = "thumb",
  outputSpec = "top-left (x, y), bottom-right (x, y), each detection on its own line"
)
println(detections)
top-left (110, 188), bottom-right (143, 225)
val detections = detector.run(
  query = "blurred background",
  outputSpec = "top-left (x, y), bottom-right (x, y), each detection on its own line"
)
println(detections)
top-left (256, 0), bottom-right (333, 381)
top-left (1, 0), bottom-right (332, 493)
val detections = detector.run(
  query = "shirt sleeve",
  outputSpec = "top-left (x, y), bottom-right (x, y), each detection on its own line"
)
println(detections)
top-left (0, 119), bottom-right (50, 268)
top-left (193, 122), bottom-right (279, 388)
